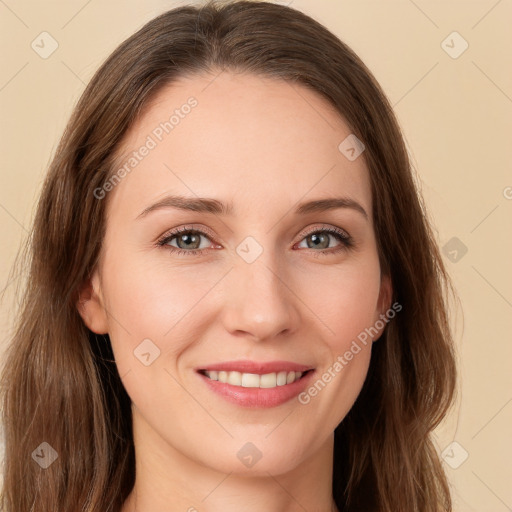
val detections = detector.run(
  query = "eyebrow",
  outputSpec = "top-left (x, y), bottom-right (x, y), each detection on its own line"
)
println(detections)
top-left (137, 195), bottom-right (368, 220)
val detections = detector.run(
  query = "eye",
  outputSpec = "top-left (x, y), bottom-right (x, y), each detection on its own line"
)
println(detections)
top-left (157, 226), bottom-right (219, 257)
top-left (156, 224), bottom-right (354, 257)
top-left (295, 225), bottom-right (354, 256)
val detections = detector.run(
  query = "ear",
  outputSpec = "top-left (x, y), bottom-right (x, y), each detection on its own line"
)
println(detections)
top-left (373, 273), bottom-right (393, 341)
top-left (76, 270), bottom-right (109, 334)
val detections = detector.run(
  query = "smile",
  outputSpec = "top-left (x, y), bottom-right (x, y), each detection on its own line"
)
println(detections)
top-left (200, 369), bottom-right (308, 388)
top-left (196, 368), bottom-right (315, 408)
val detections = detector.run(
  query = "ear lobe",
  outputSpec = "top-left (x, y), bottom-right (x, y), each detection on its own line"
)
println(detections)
top-left (378, 274), bottom-right (393, 314)
top-left (76, 271), bottom-right (109, 334)
top-left (373, 274), bottom-right (393, 341)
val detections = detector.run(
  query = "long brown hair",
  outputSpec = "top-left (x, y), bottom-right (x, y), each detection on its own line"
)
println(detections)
top-left (0, 1), bottom-right (457, 510)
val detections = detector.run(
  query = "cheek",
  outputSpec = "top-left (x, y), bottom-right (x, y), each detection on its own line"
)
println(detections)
top-left (98, 263), bottom-right (209, 423)
top-left (305, 260), bottom-right (382, 346)
top-left (99, 256), bottom-right (227, 373)
top-left (294, 260), bottom-right (381, 418)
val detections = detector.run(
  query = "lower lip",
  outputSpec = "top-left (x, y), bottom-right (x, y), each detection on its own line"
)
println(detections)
top-left (197, 370), bottom-right (316, 408)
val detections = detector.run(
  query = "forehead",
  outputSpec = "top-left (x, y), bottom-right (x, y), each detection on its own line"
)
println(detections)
top-left (108, 71), bottom-right (372, 220)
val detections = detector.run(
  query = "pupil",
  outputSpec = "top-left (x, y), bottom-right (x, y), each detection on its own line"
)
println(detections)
top-left (179, 233), bottom-right (199, 249)
top-left (309, 233), bottom-right (328, 249)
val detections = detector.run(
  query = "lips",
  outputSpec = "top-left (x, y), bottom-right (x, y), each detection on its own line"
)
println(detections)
top-left (196, 360), bottom-right (314, 374)
top-left (195, 360), bottom-right (316, 408)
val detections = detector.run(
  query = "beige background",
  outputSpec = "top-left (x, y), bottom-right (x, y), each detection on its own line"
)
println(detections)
top-left (1, 0), bottom-right (511, 510)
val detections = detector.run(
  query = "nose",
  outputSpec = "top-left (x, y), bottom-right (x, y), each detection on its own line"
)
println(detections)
top-left (219, 253), bottom-right (301, 342)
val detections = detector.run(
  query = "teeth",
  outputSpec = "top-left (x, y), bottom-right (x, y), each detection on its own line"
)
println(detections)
top-left (227, 371), bottom-right (242, 386)
top-left (204, 370), bottom-right (305, 388)
top-left (276, 371), bottom-right (287, 386)
top-left (259, 373), bottom-right (276, 388)
top-left (242, 372), bottom-right (261, 388)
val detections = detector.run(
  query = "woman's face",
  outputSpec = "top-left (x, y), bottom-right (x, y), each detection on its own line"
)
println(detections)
top-left (80, 71), bottom-right (391, 476)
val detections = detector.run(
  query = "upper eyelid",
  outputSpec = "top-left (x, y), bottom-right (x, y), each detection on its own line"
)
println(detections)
top-left (157, 224), bottom-right (216, 241)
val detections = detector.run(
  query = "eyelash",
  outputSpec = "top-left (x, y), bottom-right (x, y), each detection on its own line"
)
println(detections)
top-left (156, 224), bottom-right (354, 258)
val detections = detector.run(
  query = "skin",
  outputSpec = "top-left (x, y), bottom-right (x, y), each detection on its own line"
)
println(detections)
top-left (78, 70), bottom-right (392, 512)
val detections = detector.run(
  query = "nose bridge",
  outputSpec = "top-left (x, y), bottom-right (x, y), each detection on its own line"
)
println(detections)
top-left (221, 245), bottom-right (299, 341)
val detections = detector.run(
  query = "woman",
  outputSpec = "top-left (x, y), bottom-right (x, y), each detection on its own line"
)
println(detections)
top-left (0, 1), bottom-right (457, 511)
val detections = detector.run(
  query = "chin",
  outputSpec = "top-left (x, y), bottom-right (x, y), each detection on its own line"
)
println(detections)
top-left (192, 436), bottom-right (309, 477)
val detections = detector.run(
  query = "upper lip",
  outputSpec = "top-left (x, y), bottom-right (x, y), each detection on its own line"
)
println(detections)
top-left (196, 360), bottom-right (314, 375)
